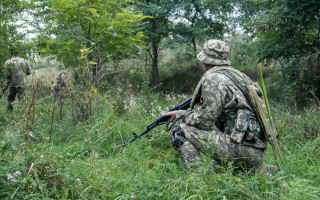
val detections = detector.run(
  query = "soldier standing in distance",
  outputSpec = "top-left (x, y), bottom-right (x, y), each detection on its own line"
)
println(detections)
top-left (4, 49), bottom-right (31, 111)
top-left (163, 39), bottom-right (277, 175)
top-left (52, 76), bottom-right (66, 96)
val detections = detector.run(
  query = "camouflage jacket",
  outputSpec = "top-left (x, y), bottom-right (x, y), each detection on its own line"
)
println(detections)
top-left (5, 57), bottom-right (31, 87)
top-left (176, 66), bottom-right (263, 146)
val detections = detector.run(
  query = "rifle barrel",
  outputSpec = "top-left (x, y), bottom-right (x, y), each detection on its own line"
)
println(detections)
top-left (126, 92), bottom-right (201, 144)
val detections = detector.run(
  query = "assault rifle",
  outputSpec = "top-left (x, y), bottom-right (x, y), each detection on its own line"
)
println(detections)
top-left (126, 92), bottom-right (201, 143)
top-left (0, 82), bottom-right (9, 99)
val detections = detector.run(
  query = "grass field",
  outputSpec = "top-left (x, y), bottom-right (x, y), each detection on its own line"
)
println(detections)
top-left (0, 67), bottom-right (319, 199)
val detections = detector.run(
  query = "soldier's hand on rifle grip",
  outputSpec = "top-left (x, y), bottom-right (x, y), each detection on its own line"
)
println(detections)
top-left (162, 111), bottom-right (178, 122)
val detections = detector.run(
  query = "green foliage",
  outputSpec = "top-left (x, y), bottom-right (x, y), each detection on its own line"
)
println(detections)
top-left (32, 0), bottom-right (147, 68)
top-left (0, 0), bottom-right (30, 68)
top-left (234, 0), bottom-right (320, 105)
top-left (239, 0), bottom-right (320, 62)
top-left (2, 0), bottom-right (320, 198)
top-left (1, 84), bottom-right (320, 199)
top-left (234, 0), bottom-right (320, 106)
top-left (170, 0), bottom-right (234, 55)
top-left (133, 0), bottom-right (175, 85)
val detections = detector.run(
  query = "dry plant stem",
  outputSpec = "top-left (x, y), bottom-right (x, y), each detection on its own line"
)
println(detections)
top-left (59, 96), bottom-right (63, 120)
top-left (50, 95), bottom-right (56, 143)
top-left (26, 81), bottom-right (40, 135)
top-left (59, 96), bottom-right (62, 120)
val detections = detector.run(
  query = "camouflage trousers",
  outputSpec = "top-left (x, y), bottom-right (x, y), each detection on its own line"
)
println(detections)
top-left (7, 86), bottom-right (26, 111)
top-left (171, 123), bottom-right (266, 172)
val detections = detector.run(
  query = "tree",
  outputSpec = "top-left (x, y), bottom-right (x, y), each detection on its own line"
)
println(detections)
top-left (32, 0), bottom-right (147, 86)
top-left (134, 0), bottom-right (175, 86)
top-left (0, 0), bottom-right (31, 86)
top-left (238, 0), bottom-right (320, 63)
top-left (0, 0), bottom-right (29, 65)
top-left (237, 0), bottom-right (320, 104)
top-left (171, 0), bottom-right (234, 63)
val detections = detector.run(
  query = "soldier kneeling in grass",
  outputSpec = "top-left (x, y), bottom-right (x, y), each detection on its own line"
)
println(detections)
top-left (163, 39), bottom-right (278, 175)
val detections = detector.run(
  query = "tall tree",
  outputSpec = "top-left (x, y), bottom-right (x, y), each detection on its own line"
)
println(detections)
top-left (237, 0), bottom-right (320, 104)
top-left (134, 0), bottom-right (175, 86)
top-left (171, 0), bottom-right (234, 62)
top-left (238, 0), bottom-right (320, 64)
top-left (0, 0), bottom-right (29, 65)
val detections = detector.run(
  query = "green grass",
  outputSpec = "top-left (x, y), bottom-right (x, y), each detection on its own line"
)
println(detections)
top-left (0, 88), bottom-right (319, 199)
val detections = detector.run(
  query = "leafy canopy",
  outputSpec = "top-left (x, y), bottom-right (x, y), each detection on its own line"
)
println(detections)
top-left (34, 0), bottom-right (147, 67)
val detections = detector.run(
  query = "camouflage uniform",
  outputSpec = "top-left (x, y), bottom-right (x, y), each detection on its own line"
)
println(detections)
top-left (4, 57), bottom-right (31, 110)
top-left (171, 40), bottom-right (267, 172)
top-left (52, 77), bottom-right (66, 96)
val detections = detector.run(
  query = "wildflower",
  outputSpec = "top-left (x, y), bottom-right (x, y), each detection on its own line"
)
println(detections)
top-left (129, 69), bottom-right (134, 74)
top-left (131, 195), bottom-right (135, 199)
top-left (38, 161), bottom-right (42, 164)
top-left (13, 171), bottom-right (21, 176)
top-left (45, 166), bottom-right (50, 169)
top-left (76, 178), bottom-right (81, 182)
top-left (29, 131), bottom-right (33, 136)
top-left (7, 174), bottom-right (18, 182)
top-left (7, 174), bottom-right (14, 180)
top-left (40, 155), bottom-right (44, 158)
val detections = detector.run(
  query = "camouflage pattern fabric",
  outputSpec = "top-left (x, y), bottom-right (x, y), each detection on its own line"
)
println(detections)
top-left (172, 124), bottom-right (266, 171)
top-left (4, 57), bottom-right (31, 110)
top-left (197, 40), bottom-right (231, 66)
top-left (7, 86), bottom-right (26, 110)
top-left (5, 57), bottom-right (31, 87)
top-left (174, 66), bottom-right (267, 171)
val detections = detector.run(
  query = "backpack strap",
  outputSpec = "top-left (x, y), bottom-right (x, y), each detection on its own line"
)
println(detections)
top-left (215, 70), bottom-right (255, 109)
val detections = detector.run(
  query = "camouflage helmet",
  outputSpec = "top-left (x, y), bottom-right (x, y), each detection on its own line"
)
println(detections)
top-left (197, 39), bottom-right (231, 66)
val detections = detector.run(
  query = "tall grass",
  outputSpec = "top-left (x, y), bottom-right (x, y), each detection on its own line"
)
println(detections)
top-left (0, 82), bottom-right (319, 199)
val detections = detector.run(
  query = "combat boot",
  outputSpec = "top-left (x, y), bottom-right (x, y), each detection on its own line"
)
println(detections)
top-left (7, 102), bottom-right (13, 111)
top-left (206, 160), bottom-right (226, 174)
top-left (257, 164), bottom-right (279, 177)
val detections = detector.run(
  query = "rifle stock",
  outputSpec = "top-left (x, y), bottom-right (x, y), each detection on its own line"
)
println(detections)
top-left (126, 92), bottom-right (201, 143)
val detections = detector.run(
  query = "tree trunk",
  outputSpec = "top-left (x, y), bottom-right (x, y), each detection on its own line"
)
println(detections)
top-left (192, 37), bottom-right (199, 68)
top-left (152, 38), bottom-right (160, 86)
top-left (191, 4), bottom-right (200, 68)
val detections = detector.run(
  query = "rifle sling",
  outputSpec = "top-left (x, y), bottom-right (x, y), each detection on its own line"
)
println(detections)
top-left (215, 70), bottom-right (254, 109)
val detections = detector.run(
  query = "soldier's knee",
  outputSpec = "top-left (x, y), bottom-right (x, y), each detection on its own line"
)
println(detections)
top-left (171, 123), bottom-right (187, 149)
